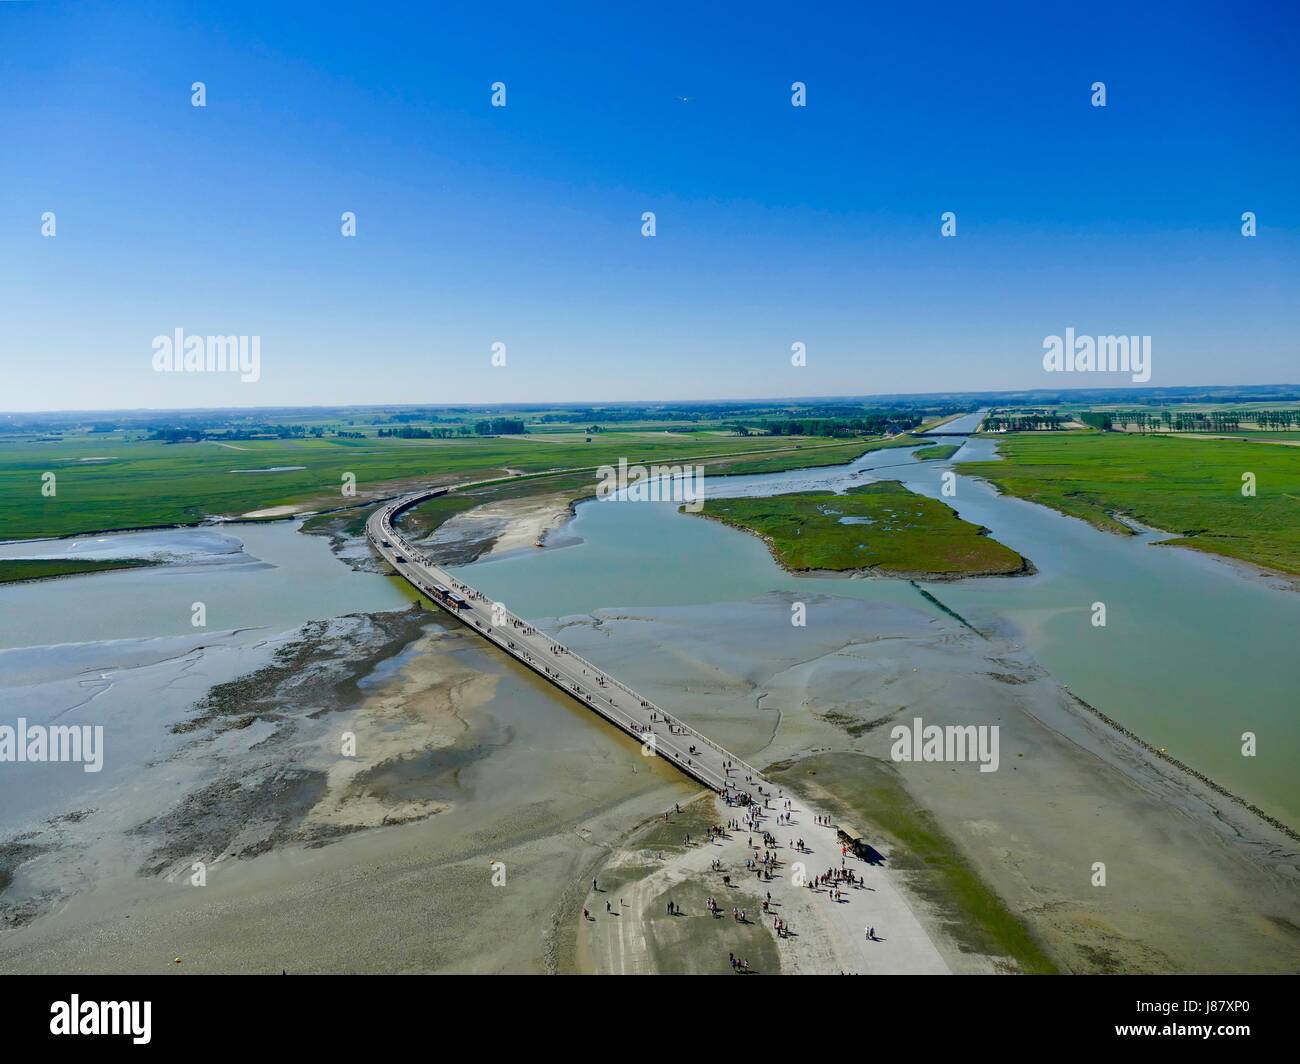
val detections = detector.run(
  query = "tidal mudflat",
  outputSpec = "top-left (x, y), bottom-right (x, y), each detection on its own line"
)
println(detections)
top-left (0, 602), bottom-right (699, 973)
top-left (0, 515), bottom-right (698, 973)
top-left (546, 596), bottom-right (1299, 973)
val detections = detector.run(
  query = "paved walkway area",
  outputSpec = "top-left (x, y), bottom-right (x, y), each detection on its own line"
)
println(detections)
top-left (591, 791), bottom-right (950, 974)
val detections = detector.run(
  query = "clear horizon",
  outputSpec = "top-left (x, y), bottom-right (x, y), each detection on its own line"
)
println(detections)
top-left (7, 379), bottom-right (1300, 419)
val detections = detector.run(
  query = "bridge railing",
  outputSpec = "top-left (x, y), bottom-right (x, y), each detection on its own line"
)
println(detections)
top-left (545, 643), bottom-right (764, 783)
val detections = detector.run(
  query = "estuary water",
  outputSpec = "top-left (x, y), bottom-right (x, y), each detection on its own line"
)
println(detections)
top-left (922, 409), bottom-right (987, 434)
top-left (452, 439), bottom-right (1300, 828)
top-left (0, 522), bottom-right (407, 649)
top-left (3, 439), bottom-right (1296, 827)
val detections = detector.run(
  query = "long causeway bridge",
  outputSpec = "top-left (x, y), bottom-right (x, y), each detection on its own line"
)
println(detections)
top-left (365, 489), bottom-right (765, 798)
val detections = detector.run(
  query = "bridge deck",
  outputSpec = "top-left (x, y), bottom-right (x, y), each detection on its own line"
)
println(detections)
top-left (367, 493), bottom-right (763, 799)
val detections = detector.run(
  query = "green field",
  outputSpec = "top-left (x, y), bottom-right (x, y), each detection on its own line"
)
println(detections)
top-left (1174, 431), bottom-right (1300, 442)
top-left (958, 433), bottom-right (1300, 577)
top-left (0, 432), bottom-right (883, 541)
top-left (914, 444), bottom-right (960, 461)
top-left (0, 558), bottom-right (158, 585)
top-left (692, 481), bottom-right (1027, 577)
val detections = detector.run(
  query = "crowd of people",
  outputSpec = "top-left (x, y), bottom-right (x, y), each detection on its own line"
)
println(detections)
top-left (582, 791), bottom-right (881, 974)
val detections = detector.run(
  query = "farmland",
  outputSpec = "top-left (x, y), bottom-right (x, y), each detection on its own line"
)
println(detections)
top-left (958, 432), bottom-right (1300, 577)
top-left (0, 430), bottom-right (893, 541)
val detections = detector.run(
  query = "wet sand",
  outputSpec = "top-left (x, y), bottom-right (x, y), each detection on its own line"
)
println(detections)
top-left (6, 590), bottom-right (1296, 973)
top-left (0, 607), bottom-right (694, 973)
top-left (0, 611), bottom-right (440, 932)
top-left (423, 491), bottom-right (579, 563)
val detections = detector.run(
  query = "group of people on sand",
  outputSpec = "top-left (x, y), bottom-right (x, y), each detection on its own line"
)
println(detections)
top-left (587, 794), bottom-right (880, 949)
top-left (814, 814), bottom-right (832, 826)
top-left (583, 797), bottom-right (886, 968)
top-left (811, 864), bottom-right (861, 900)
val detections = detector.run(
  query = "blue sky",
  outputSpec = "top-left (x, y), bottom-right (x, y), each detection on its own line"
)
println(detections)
top-left (2, 0), bottom-right (1297, 411)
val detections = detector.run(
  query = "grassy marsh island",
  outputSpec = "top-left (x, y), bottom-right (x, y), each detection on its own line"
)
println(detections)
top-left (914, 443), bottom-right (961, 461)
top-left (0, 557), bottom-right (158, 585)
top-left (959, 432), bottom-right (1300, 578)
top-left (691, 481), bottom-right (1029, 578)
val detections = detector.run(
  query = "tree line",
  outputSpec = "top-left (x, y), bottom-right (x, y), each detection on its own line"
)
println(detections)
top-left (982, 413), bottom-right (1065, 432)
top-left (1099, 409), bottom-right (1300, 433)
top-left (377, 418), bottom-right (527, 438)
top-left (746, 414), bottom-right (921, 437)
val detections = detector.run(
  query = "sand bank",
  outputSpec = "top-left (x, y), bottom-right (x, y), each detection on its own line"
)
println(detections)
top-left (423, 490), bottom-right (579, 563)
top-left (241, 505), bottom-right (301, 518)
